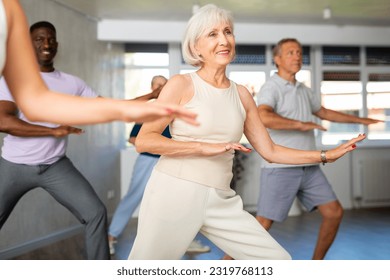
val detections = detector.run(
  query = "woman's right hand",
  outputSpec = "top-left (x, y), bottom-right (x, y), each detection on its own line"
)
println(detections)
top-left (201, 142), bottom-right (252, 156)
top-left (224, 143), bottom-right (252, 153)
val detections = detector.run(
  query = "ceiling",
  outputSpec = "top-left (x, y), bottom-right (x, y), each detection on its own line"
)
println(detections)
top-left (51, 0), bottom-right (390, 26)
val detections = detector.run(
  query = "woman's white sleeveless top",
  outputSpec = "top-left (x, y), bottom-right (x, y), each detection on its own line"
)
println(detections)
top-left (155, 72), bottom-right (246, 190)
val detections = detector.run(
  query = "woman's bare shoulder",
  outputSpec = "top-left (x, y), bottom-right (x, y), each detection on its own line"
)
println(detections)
top-left (236, 83), bottom-right (256, 109)
top-left (168, 73), bottom-right (192, 85)
top-left (163, 73), bottom-right (194, 104)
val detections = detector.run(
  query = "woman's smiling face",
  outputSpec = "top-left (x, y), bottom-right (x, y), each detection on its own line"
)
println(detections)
top-left (195, 22), bottom-right (236, 67)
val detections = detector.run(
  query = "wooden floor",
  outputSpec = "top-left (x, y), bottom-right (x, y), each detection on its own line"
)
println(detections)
top-left (11, 207), bottom-right (390, 260)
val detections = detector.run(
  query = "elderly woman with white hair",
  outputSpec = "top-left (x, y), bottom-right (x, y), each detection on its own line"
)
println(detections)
top-left (128, 4), bottom-right (365, 260)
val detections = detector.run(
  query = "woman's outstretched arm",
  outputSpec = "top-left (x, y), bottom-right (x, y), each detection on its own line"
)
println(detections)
top-left (2, 0), bottom-right (198, 126)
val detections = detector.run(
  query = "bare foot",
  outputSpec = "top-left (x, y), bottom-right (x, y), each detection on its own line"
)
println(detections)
top-left (222, 254), bottom-right (234, 260)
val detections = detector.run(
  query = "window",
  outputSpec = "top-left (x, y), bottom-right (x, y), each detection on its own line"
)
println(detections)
top-left (319, 46), bottom-right (390, 145)
top-left (366, 47), bottom-right (390, 65)
top-left (322, 46), bottom-right (360, 65)
top-left (320, 71), bottom-right (362, 145)
top-left (229, 71), bottom-right (266, 98)
top-left (124, 43), bottom-right (169, 141)
top-left (125, 52), bottom-right (169, 99)
top-left (232, 45), bottom-right (266, 64)
top-left (366, 73), bottom-right (390, 140)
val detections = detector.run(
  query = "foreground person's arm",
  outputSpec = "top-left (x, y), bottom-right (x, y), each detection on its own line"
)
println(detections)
top-left (2, 0), bottom-right (198, 126)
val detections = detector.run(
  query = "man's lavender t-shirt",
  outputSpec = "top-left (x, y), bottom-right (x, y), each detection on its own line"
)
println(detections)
top-left (0, 70), bottom-right (97, 165)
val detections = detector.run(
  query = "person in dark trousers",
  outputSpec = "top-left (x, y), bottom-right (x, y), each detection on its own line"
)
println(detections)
top-left (0, 21), bottom-right (110, 259)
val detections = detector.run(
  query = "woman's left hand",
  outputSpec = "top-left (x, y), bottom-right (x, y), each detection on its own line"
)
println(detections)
top-left (326, 134), bottom-right (366, 163)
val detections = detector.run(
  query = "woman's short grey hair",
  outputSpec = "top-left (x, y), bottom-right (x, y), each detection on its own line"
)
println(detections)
top-left (182, 4), bottom-right (234, 67)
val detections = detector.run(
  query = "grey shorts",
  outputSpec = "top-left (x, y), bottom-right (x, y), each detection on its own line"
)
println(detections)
top-left (256, 165), bottom-right (337, 222)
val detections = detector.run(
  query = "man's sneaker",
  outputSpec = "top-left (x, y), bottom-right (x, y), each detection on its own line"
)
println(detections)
top-left (108, 236), bottom-right (117, 255)
top-left (186, 240), bottom-right (211, 254)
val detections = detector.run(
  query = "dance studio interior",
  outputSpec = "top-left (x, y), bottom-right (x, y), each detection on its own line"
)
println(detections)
top-left (1, 0), bottom-right (390, 260)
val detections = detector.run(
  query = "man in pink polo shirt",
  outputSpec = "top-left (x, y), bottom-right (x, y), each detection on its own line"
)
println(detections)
top-left (0, 21), bottom-right (109, 259)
